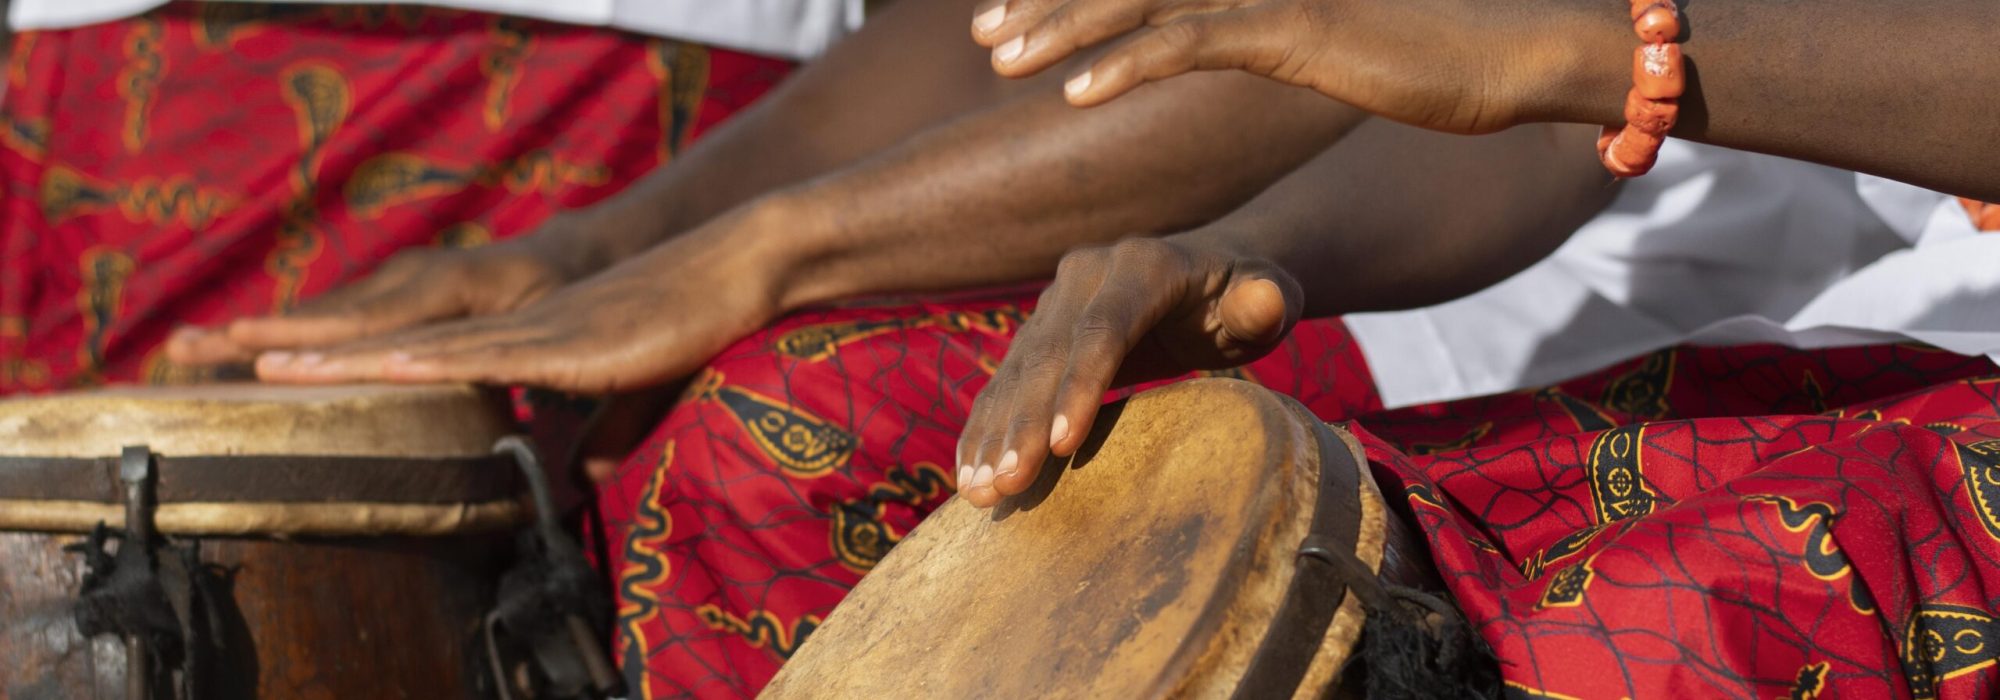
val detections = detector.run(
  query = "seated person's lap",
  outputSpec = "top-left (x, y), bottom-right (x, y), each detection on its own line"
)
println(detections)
top-left (598, 288), bottom-right (1998, 697)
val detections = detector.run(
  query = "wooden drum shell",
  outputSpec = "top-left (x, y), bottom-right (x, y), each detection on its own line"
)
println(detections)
top-left (1, 533), bottom-right (506, 699)
top-left (0, 384), bottom-right (522, 699)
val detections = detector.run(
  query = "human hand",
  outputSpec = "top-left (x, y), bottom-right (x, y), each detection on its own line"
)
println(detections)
top-left (249, 209), bottom-right (783, 394)
top-left (971, 0), bottom-right (1601, 134)
top-left (166, 213), bottom-right (603, 366)
top-left (955, 236), bottom-right (1301, 507)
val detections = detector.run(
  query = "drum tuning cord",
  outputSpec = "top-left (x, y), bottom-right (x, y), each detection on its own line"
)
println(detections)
top-left (66, 445), bottom-right (231, 700)
top-left (483, 436), bottom-right (624, 700)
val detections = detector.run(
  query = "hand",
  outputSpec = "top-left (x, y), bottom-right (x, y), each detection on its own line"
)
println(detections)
top-left (250, 209), bottom-right (784, 393)
top-left (955, 236), bottom-right (1301, 508)
top-left (970, 0), bottom-right (1601, 134)
top-left (166, 213), bottom-right (603, 365)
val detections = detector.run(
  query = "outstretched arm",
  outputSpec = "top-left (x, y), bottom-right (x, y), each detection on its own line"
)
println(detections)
top-left (248, 52), bottom-right (1363, 391)
top-left (175, 0), bottom-right (1360, 367)
top-left (974, 0), bottom-right (2000, 201)
top-left (953, 120), bottom-right (1617, 506)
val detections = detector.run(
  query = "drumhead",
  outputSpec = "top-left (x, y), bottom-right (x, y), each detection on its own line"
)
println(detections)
top-left (763, 378), bottom-right (1389, 699)
top-left (0, 383), bottom-right (513, 458)
top-left (0, 383), bottom-right (523, 535)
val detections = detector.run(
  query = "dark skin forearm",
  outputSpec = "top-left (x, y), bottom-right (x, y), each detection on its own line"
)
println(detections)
top-left (979, 0), bottom-right (2000, 201)
top-left (952, 121), bottom-right (1621, 505)
top-left (1178, 120), bottom-right (1617, 317)
top-left (560, 0), bottom-right (1050, 271)
top-left (236, 17), bottom-right (1363, 392)
top-left (765, 74), bottom-right (1364, 311)
top-left (1537, 0), bottom-right (2000, 202)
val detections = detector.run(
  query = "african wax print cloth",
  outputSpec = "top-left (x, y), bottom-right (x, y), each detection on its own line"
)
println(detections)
top-left (598, 289), bottom-right (2000, 700)
top-left (0, 2), bottom-right (792, 394)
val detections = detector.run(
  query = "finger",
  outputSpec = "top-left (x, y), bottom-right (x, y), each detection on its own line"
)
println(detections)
top-left (1045, 243), bottom-right (1186, 457)
top-left (1215, 275), bottom-right (1295, 352)
top-left (957, 268), bottom-right (1094, 507)
top-left (226, 276), bottom-right (471, 352)
top-left (253, 316), bottom-right (547, 384)
top-left (1063, 15), bottom-right (1257, 107)
top-left (956, 388), bottom-right (1000, 498)
top-left (985, 345), bottom-right (1070, 498)
top-left (971, 0), bottom-right (1070, 46)
top-left (164, 325), bottom-right (257, 365)
top-left (986, 0), bottom-right (1157, 78)
top-left (367, 339), bottom-right (586, 388)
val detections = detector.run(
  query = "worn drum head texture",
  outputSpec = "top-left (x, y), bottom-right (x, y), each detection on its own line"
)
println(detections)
top-left (764, 379), bottom-right (1337, 699)
top-left (0, 383), bottom-right (511, 458)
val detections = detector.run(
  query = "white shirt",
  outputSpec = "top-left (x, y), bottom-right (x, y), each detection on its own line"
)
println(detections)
top-left (8, 0), bottom-right (864, 59)
top-left (1347, 141), bottom-right (1993, 409)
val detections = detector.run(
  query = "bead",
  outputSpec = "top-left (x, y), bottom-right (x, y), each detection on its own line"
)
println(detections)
top-left (1601, 126), bottom-right (1660, 178)
top-left (1633, 43), bottom-right (1685, 100)
top-left (1629, 0), bottom-right (1662, 20)
top-left (1623, 89), bottom-right (1679, 135)
top-left (1634, 4), bottom-right (1680, 43)
top-left (1979, 204), bottom-right (2000, 232)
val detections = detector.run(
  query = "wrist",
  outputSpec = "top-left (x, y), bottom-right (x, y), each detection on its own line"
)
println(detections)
top-left (1509, 2), bottom-right (1633, 127)
top-left (681, 189), bottom-right (825, 319)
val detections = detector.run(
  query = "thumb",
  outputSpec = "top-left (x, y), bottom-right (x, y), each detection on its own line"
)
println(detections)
top-left (1216, 275), bottom-right (1296, 350)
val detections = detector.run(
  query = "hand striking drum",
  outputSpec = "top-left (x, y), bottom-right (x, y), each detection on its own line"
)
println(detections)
top-left (764, 379), bottom-right (1495, 699)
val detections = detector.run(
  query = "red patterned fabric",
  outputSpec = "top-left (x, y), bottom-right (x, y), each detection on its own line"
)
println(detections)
top-left (0, 2), bottom-right (792, 393)
top-left (600, 291), bottom-right (2000, 700)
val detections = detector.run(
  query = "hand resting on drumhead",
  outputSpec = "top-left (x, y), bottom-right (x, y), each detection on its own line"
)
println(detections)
top-left (166, 215), bottom-right (593, 365)
top-left (238, 207), bottom-right (784, 393)
top-left (955, 119), bottom-right (1614, 508)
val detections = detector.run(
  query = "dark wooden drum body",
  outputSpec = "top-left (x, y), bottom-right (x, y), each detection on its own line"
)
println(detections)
top-left (0, 384), bottom-right (525, 699)
top-left (763, 379), bottom-right (1445, 699)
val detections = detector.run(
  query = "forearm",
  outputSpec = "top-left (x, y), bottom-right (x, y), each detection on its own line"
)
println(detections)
top-left (1178, 120), bottom-right (1617, 317)
top-left (553, 0), bottom-right (1051, 270)
top-left (758, 74), bottom-right (1365, 311)
top-left (1533, 0), bottom-right (2000, 201)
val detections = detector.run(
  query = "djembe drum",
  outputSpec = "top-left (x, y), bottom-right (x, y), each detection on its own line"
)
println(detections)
top-left (0, 384), bottom-right (564, 699)
top-left (763, 379), bottom-right (1492, 699)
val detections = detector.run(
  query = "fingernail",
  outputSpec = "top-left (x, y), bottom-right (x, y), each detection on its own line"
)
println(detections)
top-left (1050, 415), bottom-right (1070, 446)
top-left (994, 36), bottom-right (1024, 64)
top-left (295, 352), bottom-right (324, 366)
top-left (971, 465), bottom-right (995, 490)
top-left (1064, 71), bottom-right (1093, 98)
top-left (974, 4), bottom-right (1006, 33)
top-left (262, 351), bottom-right (294, 365)
top-left (170, 326), bottom-right (204, 341)
top-left (997, 450), bottom-right (1020, 478)
top-left (958, 465), bottom-right (974, 488)
top-left (386, 351), bottom-right (413, 364)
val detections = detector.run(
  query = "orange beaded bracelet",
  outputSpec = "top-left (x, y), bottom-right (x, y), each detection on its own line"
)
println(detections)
top-left (1601, 1), bottom-right (1684, 178)
top-left (1962, 198), bottom-right (2000, 232)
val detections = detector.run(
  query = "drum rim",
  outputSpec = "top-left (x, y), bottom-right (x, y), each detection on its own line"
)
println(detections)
top-left (763, 379), bottom-right (1398, 699)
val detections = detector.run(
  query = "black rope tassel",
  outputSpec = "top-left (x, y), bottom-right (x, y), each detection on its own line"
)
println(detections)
top-left (1357, 585), bottom-right (1502, 700)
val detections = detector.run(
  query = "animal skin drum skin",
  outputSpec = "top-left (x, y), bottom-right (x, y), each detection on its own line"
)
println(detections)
top-left (762, 378), bottom-right (1448, 700)
top-left (0, 383), bottom-right (525, 699)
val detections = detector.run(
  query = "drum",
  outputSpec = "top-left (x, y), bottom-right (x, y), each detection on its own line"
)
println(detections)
top-left (0, 384), bottom-right (527, 699)
top-left (763, 378), bottom-right (1490, 699)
